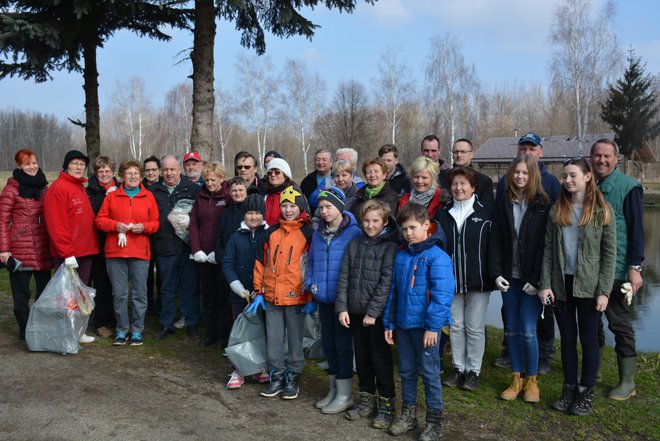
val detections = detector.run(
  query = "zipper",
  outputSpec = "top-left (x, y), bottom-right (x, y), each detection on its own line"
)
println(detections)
top-left (271, 244), bottom-right (279, 272)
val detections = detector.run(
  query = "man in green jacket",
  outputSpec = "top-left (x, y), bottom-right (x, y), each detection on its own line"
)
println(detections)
top-left (590, 139), bottom-right (645, 401)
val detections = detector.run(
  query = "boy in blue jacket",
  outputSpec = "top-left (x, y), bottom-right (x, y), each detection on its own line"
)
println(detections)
top-left (384, 203), bottom-right (455, 441)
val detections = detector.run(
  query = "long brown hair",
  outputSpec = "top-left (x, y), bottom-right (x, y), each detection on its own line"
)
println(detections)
top-left (556, 158), bottom-right (611, 226)
top-left (505, 156), bottom-right (548, 204)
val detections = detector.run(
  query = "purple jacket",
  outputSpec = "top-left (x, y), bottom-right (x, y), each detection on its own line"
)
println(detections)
top-left (189, 183), bottom-right (230, 253)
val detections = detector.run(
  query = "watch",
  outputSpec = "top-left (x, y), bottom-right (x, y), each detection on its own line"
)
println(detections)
top-left (628, 265), bottom-right (642, 273)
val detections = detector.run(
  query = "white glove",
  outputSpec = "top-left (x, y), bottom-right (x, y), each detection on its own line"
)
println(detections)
top-left (229, 280), bottom-right (249, 299)
top-left (118, 232), bottom-right (127, 247)
top-left (308, 283), bottom-right (318, 295)
top-left (106, 185), bottom-right (118, 195)
top-left (64, 256), bottom-right (79, 269)
top-left (206, 251), bottom-right (217, 264)
top-left (522, 282), bottom-right (538, 296)
top-left (621, 282), bottom-right (633, 305)
top-left (495, 276), bottom-right (510, 292)
top-left (193, 251), bottom-right (208, 263)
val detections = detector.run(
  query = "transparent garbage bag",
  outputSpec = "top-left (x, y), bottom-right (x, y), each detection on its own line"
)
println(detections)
top-left (167, 198), bottom-right (194, 244)
top-left (225, 311), bottom-right (267, 376)
top-left (25, 264), bottom-right (96, 355)
top-left (303, 311), bottom-right (324, 359)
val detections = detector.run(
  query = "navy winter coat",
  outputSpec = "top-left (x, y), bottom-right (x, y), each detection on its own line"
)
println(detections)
top-left (222, 221), bottom-right (269, 304)
top-left (305, 211), bottom-right (362, 304)
top-left (383, 222), bottom-right (455, 332)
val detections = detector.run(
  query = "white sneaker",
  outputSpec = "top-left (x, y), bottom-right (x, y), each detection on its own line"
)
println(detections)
top-left (174, 317), bottom-right (186, 329)
top-left (79, 333), bottom-right (96, 343)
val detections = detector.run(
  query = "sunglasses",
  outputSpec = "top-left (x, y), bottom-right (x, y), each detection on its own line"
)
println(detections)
top-left (236, 165), bottom-right (253, 170)
top-left (267, 169), bottom-right (282, 177)
top-left (563, 156), bottom-right (589, 166)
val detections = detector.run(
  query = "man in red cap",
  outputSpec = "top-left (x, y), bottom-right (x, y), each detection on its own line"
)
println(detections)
top-left (183, 151), bottom-right (204, 186)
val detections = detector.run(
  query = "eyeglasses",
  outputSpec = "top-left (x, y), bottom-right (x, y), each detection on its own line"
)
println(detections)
top-left (69, 161), bottom-right (86, 167)
top-left (236, 165), bottom-right (253, 170)
top-left (267, 169), bottom-right (282, 177)
top-left (563, 156), bottom-right (589, 166)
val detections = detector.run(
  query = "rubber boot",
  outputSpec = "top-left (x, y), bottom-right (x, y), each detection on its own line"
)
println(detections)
top-left (260, 370), bottom-right (286, 397)
top-left (552, 384), bottom-right (577, 412)
top-left (500, 372), bottom-right (523, 401)
top-left (315, 375), bottom-right (336, 409)
top-left (372, 395), bottom-right (394, 429)
top-left (523, 375), bottom-right (540, 403)
top-left (595, 348), bottom-right (603, 382)
top-left (388, 404), bottom-right (417, 436)
top-left (570, 385), bottom-right (594, 416)
top-left (609, 356), bottom-right (637, 400)
top-left (345, 391), bottom-right (376, 420)
top-left (322, 378), bottom-right (354, 414)
top-left (419, 408), bottom-right (444, 441)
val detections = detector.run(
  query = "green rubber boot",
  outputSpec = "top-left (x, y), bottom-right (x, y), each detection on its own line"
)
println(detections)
top-left (609, 356), bottom-right (637, 401)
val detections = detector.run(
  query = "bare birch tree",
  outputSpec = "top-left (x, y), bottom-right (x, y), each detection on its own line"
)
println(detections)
top-left (328, 79), bottom-right (373, 161)
top-left (375, 48), bottom-right (416, 145)
top-left (163, 82), bottom-right (193, 155)
top-left (109, 76), bottom-right (151, 161)
top-left (549, 0), bottom-right (621, 154)
top-left (214, 84), bottom-right (235, 165)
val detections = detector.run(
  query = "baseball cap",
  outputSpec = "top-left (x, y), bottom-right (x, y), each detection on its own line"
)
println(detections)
top-left (183, 151), bottom-right (203, 163)
top-left (518, 133), bottom-right (543, 147)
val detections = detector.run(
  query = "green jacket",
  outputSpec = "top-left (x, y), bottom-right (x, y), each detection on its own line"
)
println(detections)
top-left (539, 203), bottom-right (616, 301)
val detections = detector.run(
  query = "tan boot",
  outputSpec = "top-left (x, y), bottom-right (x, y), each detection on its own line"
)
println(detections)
top-left (500, 372), bottom-right (523, 401)
top-left (523, 375), bottom-right (540, 403)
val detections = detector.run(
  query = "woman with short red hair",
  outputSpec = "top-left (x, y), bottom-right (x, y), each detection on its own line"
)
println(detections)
top-left (0, 149), bottom-right (53, 340)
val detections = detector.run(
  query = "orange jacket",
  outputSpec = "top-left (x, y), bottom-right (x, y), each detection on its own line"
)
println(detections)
top-left (95, 184), bottom-right (159, 260)
top-left (253, 216), bottom-right (313, 306)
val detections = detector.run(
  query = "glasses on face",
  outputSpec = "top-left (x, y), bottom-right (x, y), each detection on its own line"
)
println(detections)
top-left (267, 169), bottom-right (282, 177)
top-left (236, 165), bottom-right (253, 170)
top-left (70, 161), bottom-right (86, 167)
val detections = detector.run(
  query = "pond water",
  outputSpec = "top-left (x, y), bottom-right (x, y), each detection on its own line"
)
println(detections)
top-left (484, 208), bottom-right (660, 352)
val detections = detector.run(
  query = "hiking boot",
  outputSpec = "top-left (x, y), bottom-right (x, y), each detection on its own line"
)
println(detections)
top-left (462, 371), bottom-right (480, 392)
top-left (345, 391), bottom-right (376, 421)
top-left (186, 325), bottom-right (200, 340)
top-left (609, 356), bottom-right (637, 401)
top-left (322, 378), bottom-right (353, 413)
top-left (261, 370), bottom-right (286, 397)
top-left (442, 369), bottom-right (464, 388)
top-left (388, 403), bottom-right (417, 436)
top-left (538, 358), bottom-right (551, 376)
top-left (523, 375), bottom-right (540, 403)
top-left (569, 385), bottom-right (594, 416)
top-left (226, 371), bottom-right (244, 390)
top-left (500, 372), bottom-right (523, 401)
top-left (315, 375), bottom-right (337, 409)
top-left (154, 327), bottom-right (175, 340)
top-left (129, 332), bottom-right (143, 346)
top-left (281, 370), bottom-right (301, 400)
top-left (372, 396), bottom-right (394, 429)
top-left (552, 384), bottom-right (577, 412)
top-left (492, 349), bottom-right (510, 368)
top-left (419, 408), bottom-right (443, 441)
top-left (113, 331), bottom-right (128, 346)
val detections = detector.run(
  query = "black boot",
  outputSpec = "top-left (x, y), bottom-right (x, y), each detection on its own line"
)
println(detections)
top-left (281, 370), bottom-right (300, 400)
top-left (552, 384), bottom-right (577, 412)
top-left (261, 370), bottom-right (286, 397)
top-left (569, 385), bottom-right (594, 416)
top-left (388, 403), bottom-right (417, 436)
top-left (372, 395), bottom-right (394, 429)
top-left (345, 391), bottom-right (376, 420)
top-left (419, 408), bottom-right (444, 441)
top-left (14, 309), bottom-right (29, 341)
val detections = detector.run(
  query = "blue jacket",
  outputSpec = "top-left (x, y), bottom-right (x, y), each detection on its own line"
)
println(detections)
top-left (306, 211), bottom-right (362, 304)
top-left (383, 222), bottom-right (455, 332)
top-left (222, 221), bottom-right (269, 304)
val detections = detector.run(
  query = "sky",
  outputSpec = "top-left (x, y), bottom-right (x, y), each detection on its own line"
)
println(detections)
top-left (1, 0), bottom-right (659, 122)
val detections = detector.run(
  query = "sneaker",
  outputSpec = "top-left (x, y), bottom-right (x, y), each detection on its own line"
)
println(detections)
top-left (174, 317), bottom-right (186, 329)
top-left (130, 332), bottom-right (143, 346)
top-left (226, 371), bottom-right (244, 389)
top-left (113, 332), bottom-right (128, 346)
top-left (154, 327), bottom-right (175, 340)
top-left (281, 370), bottom-right (300, 400)
top-left (462, 371), bottom-right (480, 392)
top-left (253, 371), bottom-right (271, 383)
top-left (79, 333), bottom-right (96, 344)
top-left (442, 369), bottom-right (464, 388)
top-left (261, 371), bottom-right (286, 397)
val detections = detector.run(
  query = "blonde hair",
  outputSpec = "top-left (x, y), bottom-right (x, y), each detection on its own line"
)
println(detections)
top-left (332, 160), bottom-right (355, 176)
top-left (360, 199), bottom-right (391, 223)
top-left (409, 156), bottom-right (439, 183)
top-left (202, 161), bottom-right (226, 179)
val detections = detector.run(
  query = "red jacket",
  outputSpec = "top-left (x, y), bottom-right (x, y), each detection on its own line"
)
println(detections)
top-left (399, 187), bottom-right (444, 219)
top-left (0, 178), bottom-right (52, 271)
top-left (265, 191), bottom-right (282, 227)
top-left (95, 184), bottom-right (159, 260)
top-left (43, 171), bottom-right (99, 259)
top-left (189, 183), bottom-right (229, 253)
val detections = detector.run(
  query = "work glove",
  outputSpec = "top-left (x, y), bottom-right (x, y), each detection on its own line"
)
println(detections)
top-left (106, 185), bottom-right (118, 195)
top-left (64, 256), bottom-right (79, 269)
top-left (621, 282), bottom-right (633, 305)
top-left (206, 251), bottom-right (217, 264)
top-left (229, 280), bottom-right (250, 299)
top-left (193, 251), bottom-right (208, 263)
top-left (118, 232), bottom-right (127, 247)
top-left (522, 282), bottom-right (538, 296)
top-left (308, 283), bottom-right (318, 296)
top-left (246, 295), bottom-right (265, 315)
top-left (495, 276), bottom-right (510, 292)
top-left (300, 301), bottom-right (317, 315)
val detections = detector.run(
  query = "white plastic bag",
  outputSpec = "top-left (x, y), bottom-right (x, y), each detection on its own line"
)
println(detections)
top-left (225, 312), bottom-right (267, 376)
top-left (167, 199), bottom-right (194, 243)
top-left (25, 264), bottom-right (96, 355)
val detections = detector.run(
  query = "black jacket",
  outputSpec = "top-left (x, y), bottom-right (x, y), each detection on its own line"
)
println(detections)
top-left (350, 181), bottom-right (400, 220)
top-left (488, 193), bottom-right (552, 288)
top-left (214, 198), bottom-right (247, 261)
top-left (149, 176), bottom-right (201, 256)
top-left (439, 165), bottom-right (494, 205)
top-left (87, 175), bottom-right (118, 249)
top-left (436, 197), bottom-right (494, 292)
top-left (300, 171), bottom-right (321, 201)
top-left (335, 219), bottom-right (401, 317)
top-left (388, 163), bottom-right (411, 197)
top-left (222, 222), bottom-right (269, 304)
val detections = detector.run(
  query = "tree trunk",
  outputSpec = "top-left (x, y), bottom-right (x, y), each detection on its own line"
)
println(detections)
top-left (83, 39), bottom-right (101, 161)
top-left (190, 0), bottom-right (216, 160)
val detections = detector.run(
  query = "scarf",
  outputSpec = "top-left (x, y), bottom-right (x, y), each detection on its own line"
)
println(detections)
top-left (410, 185), bottom-right (437, 208)
top-left (13, 168), bottom-right (48, 200)
top-left (365, 182), bottom-right (386, 199)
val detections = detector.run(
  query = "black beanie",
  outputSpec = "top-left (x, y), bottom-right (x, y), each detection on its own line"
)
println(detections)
top-left (244, 192), bottom-right (266, 216)
top-left (62, 150), bottom-right (90, 170)
top-left (264, 150), bottom-right (283, 161)
top-left (318, 187), bottom-right (346, 213)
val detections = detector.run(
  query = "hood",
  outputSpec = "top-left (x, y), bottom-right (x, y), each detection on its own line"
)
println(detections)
top-left (389, 163), bottom-right (406, 180)
top-left (317, 210), bottom-right (358, 235)
top-left (238, 219), bottom-right (269, 233)
top-left (364, 215), bottom-right (402, 246)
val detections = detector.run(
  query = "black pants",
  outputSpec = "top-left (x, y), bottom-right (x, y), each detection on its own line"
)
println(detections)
top-left (499, 299), bottom-right (555, 361)
top-left (10, 270), bottom-right (50, 331)
top-left (90, 253), bottom-right (116, 329)
top-left (319, 303), bottom-right (354, 379)
top-left (350, 313), bottom-right (395, 398)
top-left (598, 280), bottom-right (637, 358)
top-left (146, 256), bottom-right (161, 313)
top-left (554, 275), bottom-right (601, 388)
top-left (197, 262), bottom-right (233, 344)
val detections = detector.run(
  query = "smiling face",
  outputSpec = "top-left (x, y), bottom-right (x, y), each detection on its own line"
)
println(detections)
top-left (267, 168), bottom-right (286, 187)
top-left (562, 164), bottom-right (591, 194)
top-left (244, 210), bottom-right (264, 230)
top-left (314, 152), bottom-right (332, 175)
top-left (230, 183), bottom-right (247, 203)
top-left (280, 201), bottom-right (300, 221)
top-left (452, 140), bottom-right (474, 167)
top-left (413, 169), bottom-right (434, 193)
top-left (96, 165), bottom-right (114, 186)
top-left (204, 172), bottom-right (224, 193)
top-left (450, 174), bottom-right (475, 201)
top-left (589, 142), bottom-right (618, 180)
top-left (144, 160), bottom-right (160, 184)
top-left (122, 166), bottom-right (142, 189)
top-left (361, 208), bottom-right (387, 238)
top-left (512, 162), bottom-right (530, 189)
top-left (19, 155), bottom-right (39, 177)
top-left (365, 164), bottom-right (385, 188)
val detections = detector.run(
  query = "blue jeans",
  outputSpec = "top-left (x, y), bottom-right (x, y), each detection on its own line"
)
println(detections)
top-left (319, 302), bottom-right (354, 379)
top-left (106, 258), bottom-right (150, 334)
top-left (157, 253), bottom-right (199, 330)
top-left (502, 279), bottom-right (542, 375)
top-left (397, 328), bottom-right (443, 410)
